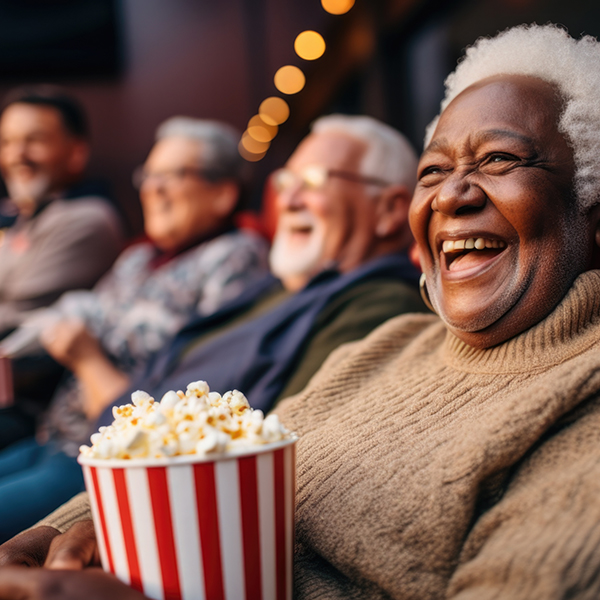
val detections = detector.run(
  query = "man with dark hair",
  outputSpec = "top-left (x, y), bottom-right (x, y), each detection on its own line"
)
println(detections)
top-left (0, 86), bottom-right (124, 337)
top-left (1, 87), bottom-right (90, 139)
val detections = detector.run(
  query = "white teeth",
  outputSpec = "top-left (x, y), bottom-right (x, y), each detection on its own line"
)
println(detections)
top-left (442, 238), bottom-right (506, 253)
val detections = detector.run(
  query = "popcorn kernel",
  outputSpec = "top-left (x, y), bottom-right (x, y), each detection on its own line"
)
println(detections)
top-left (80, 381), bottom-right (291, 460)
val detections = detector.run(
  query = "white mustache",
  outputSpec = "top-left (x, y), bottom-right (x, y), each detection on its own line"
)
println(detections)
top-left (276, 211), bottom-right (317, 231)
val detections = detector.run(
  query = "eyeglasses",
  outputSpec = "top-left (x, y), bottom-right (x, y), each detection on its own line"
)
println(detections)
top-left (132, 166), bottom-right (207, 190)
top-left (271, 165), bottom-right (391, 193)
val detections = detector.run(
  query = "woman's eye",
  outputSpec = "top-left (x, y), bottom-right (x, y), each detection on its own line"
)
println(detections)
top-left (487, 153), bottom-right (518, 164)
top-left (419, 165), bottom-right (443, 179)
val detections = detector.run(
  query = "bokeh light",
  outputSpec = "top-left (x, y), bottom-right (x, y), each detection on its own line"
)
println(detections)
top-left (240, 132), bottom-right (270, 154)
top-left (294, 30), bottom-right (326, 60)
top-left (238, 139), bottom-right (267, 162)
top-left (321, 0), bottom-right (355, 15)
top-left (259, 97), bottom-right (290, 126)
top-left (247, 115), bottom-right (278, 142)
top-left (274, 65), bottom-right (306, 95)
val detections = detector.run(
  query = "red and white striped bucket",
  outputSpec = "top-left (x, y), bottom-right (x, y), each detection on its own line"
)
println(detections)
top-left (0, 356), bottom-right (13, 408)
top-left (78, 438), bottom-right (296, 600)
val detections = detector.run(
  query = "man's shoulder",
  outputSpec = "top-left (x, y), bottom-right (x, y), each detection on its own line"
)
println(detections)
top-left (38, 196), bottom-right (122, 234)
top-left (49, 195), bottom-right (119, 219)
top-left (313, 274), bottom-right (428, 329)
top-left (331, 277), bottom-right (423, 307)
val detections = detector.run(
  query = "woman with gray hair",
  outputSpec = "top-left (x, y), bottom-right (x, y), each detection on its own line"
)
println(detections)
top-left (2, 23), bottom-right (600, 600)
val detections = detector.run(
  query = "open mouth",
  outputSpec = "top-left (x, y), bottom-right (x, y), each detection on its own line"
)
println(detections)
top-left (285, 224), bottom-right (314, 244)
top-left (442, 237), bottom-right (507, 272)
top-left (285, 215), bottom-right (315, 240)
top-left (290, 225), bottom-right (313, 235)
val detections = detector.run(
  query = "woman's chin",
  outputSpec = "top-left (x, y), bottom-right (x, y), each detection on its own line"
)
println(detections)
top-left (436, 294), bottom-right (520, 347)
top-left (440, 309), bottom-right (499, 336)
top-left (434, 282), bottom-right (516, 330)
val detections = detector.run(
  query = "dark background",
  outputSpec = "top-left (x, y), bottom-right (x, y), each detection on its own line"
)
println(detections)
top-left (0, 0), bottom-right (598, 232)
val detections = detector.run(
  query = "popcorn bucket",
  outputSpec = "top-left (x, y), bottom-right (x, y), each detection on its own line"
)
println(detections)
top-left (78, 438), bottom-right (296, 600)
top-left (0, 356), bottom-right (13, 408)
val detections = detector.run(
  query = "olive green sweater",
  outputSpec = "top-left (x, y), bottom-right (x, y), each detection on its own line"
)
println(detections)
top-left (44, 271), bottom-right (600, 599)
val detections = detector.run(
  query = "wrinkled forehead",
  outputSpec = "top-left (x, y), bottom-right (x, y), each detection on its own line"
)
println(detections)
top-left (425, 74), bottom-right (568, 156)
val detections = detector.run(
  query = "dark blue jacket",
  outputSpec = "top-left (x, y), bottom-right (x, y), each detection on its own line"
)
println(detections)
top-left (98, 252), bottom-right (419, 425)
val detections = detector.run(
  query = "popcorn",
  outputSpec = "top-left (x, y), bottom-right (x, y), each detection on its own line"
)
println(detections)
top-left (79, 380), bottom-right (291, 460)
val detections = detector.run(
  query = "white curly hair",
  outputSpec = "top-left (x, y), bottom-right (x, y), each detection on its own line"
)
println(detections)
top-left (425, 24), bottom-right (600, 210)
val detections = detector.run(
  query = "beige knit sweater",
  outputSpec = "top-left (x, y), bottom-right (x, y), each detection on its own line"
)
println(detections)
top-left (44, 271), bottom-right (600, 599)
top-left (275, 269), bottom-right (600, 599)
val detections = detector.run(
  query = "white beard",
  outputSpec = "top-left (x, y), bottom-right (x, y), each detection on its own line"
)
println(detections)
top-left (6, 173), bottom-right (51, 209)
top-left (269, 218), bottom-right (326, 282)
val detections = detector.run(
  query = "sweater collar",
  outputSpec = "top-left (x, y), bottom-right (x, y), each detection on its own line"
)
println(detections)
top-left (441, 270), bottom-right (600, 373)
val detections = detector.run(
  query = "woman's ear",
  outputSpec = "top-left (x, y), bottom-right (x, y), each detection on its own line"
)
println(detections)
top-left (374, 184), bottom-right (412, 238)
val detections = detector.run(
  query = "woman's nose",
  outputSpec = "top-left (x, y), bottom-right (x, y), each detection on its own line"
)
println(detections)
top-left (431, 172), bottom-right (486, 216)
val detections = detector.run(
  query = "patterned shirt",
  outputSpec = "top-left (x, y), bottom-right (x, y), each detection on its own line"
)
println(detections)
top-left (41, 229), bottom-right (269, 454)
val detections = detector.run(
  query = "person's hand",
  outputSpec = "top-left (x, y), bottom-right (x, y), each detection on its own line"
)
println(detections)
top-left (0, 527), bottom-right (61, 567)
top-left (0, 566), bottom-right (148, 600)
top-left (41, 318), bottom-right (129, 419)
top-left (44, 521), bottom-right (100, 570)
top-left (40, 319), bottom-right (102, 372)
top-left (0, 522), bottom-right (99, 571)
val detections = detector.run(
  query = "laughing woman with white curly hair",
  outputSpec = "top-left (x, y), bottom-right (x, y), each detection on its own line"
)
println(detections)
top-left (2, 22), bottom-right (600, 600)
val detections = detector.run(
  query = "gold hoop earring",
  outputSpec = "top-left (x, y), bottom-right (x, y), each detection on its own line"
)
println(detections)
top-left (419, 273), bottom-right (436, 313)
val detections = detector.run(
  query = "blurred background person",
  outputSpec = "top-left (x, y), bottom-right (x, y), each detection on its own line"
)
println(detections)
top-left (103, 114), bottom-right (425, 418)
top-left (0, 114), bottom-right (425, 540)
top-left (0, 87), bottom-right (124, 338)
top-left (0, 116), bottom-right (269, 533)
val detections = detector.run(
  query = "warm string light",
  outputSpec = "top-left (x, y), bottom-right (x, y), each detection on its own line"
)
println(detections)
top-left (294, 30), bottom-right (326, 60)
top-left (259, 97), bottom-right (290, 126)
top-left (274, 65), bottom-right (306, 95)
top-left (247, 115), bottom-right (278, 142)
top-left (239, 2), bottom-right (353, 161)
top-left (321, 0), bottom-right (355, 15)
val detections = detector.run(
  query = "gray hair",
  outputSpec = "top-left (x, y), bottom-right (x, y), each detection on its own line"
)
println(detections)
top-left (425, 24), bottom-right (600, 210)
top-left (311, 114), bottom-right (418, 192)
top-left (156, 116), bottom-right (243, 182)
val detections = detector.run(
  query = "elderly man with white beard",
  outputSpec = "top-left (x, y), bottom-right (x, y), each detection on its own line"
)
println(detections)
top-left (93, 113), bottom-right (428, 417)
top-left (0, 87), bottom-right (123, 337)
